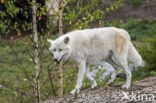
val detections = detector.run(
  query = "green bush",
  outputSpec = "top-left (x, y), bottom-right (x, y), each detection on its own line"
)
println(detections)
top-left (138, 37), bottom-right (156, 70)
top-left (131, 0), bottom-right (143, 6)
top-left (121, 19), bottom-right (156, 40)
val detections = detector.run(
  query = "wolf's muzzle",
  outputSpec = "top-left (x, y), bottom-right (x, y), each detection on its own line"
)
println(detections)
top-left (56, 60), bottom-right (61, 64)
top-left (54, 55), bottom-right (64, 64)
top-left (54, 59), bottom-right (57, 62)
top-left (54, 59), bottom-right (60, 64)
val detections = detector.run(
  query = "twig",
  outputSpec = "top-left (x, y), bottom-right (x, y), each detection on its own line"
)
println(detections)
top-left (48, 66), bottom-right (56, 97)
top-left (26, 47), bottom-right (35, 64)
top-left (1, 83), bottom-right (34, 102)
top-left (37, 65), bottom-right (42, 79)
top-left (10, 47), bottom-right (35, 92)
top-left (28, 35), bottom-right (36, 44)
top-left (27, 0), bottom-right (32, 5)
top-left (62, 60), bottom-right (69, 68)
top-left (38, 45), bottom-right (45, 62)
top-left (40, 65), bottom-right (58, 90)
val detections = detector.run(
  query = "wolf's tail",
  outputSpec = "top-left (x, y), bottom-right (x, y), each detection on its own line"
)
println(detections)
top-left (128, 42), bottom-right (144, 66)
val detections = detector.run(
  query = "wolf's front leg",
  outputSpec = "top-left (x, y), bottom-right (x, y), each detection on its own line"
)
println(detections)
top-left (70, 60), bottom-right (86, 95)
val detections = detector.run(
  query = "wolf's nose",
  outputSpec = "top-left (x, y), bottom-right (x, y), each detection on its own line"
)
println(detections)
top-left (54, 59), bottom-right (57, 62)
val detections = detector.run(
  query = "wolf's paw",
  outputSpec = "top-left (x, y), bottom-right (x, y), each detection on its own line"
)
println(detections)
top-left (121, 84), bottom-right (130, 89)
top-left (91, 81), bottom-right (97, 88)
top-left (70, 88), bottom-right (80, 95)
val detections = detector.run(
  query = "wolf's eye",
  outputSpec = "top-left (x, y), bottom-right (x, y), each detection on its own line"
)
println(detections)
top-left (59, 49), bottom-right (62, 52)
top-left (53, 49), bottom-right (56, 51)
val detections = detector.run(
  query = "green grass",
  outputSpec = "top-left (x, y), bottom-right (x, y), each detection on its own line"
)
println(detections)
top-left (0, 19), bottom-right (156, 103)
top-left (131, 0), bottom-right (143, 6)
top-left (108, 19), bottom-right (156, 40)
top-left (121, 19), bottom-right (156, 40)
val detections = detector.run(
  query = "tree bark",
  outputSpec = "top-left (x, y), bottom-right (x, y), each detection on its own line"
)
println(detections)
top-left (58, 2), bottom-right (63, 97)
top-left (45, 0), bottom-right (68, 27)
top-left (46, 0), bottom-right (64, 97)
top-left (32, 0), bottom-right (40, 102)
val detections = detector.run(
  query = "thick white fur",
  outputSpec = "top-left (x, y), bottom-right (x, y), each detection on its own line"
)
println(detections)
top-left (48, 27), bottom-right (143, 94)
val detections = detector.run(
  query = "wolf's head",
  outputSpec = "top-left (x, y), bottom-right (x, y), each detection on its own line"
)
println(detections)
top-left (47, 36), bottom-right (70, 64)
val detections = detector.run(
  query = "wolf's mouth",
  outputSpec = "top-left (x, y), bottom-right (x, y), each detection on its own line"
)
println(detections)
top-left (56, 55), bottom-right (64, 64)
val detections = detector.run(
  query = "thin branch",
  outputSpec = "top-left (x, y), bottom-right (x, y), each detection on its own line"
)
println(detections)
top-left (37, 65), bottom-right (42, 79)
top-left (16, 0), bottom-right (31, 10)
top-left (10, 47), bottom-right (35, 87)
top-left (26, 47), bottom-right (35, 64)
top-left (1, 83), bottom-right (34, 102)
top-left (40, 77), bottom-right (49, 89)
top-left (62, 60), bottom-right (70, 68)
top-left (27, 0), bottom-right (32, 5)
top-left (28, 34), bottom-right (36, 44)
top-left (38, 45), bottom-right (45, 62)
top-left (40, 66), bottom-right (57, 89)
top-left (48, 66), bottom-right (56, 97)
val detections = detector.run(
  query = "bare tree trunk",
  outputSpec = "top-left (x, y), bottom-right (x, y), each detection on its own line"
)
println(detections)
top-left (32, 0), bottom-right (40, 102)
top-left (58, 2), bottom-right (63, 97)
top-left (45, 0), bottom-right (68, 27)
top-left (46, 0), bottom-right (64, 97)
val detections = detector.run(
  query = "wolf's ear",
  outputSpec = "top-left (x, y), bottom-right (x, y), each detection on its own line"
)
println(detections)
top-left (64, 36), bottom-right (69, 44)
top-left (47, 39), bottom-right (53, 44)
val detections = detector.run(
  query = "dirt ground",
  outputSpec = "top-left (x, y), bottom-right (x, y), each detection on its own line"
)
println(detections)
top-left (105, 0), bottom-right (156, 22)
top-left (43, 76), bottom-right (156, 103)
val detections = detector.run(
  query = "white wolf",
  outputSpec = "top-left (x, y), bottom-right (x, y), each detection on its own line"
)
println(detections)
top-left (47, 27), bottom-right (143, 94)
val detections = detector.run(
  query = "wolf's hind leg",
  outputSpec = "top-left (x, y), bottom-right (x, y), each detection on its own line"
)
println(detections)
top-left (85, 65), bottom-right (97, 88)
top-left (108, 68), bottom-right (118, 85)
top-left (107, 58), bottom-right (119, 85)
top-left (115, 55), bottom-right (132, 89)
